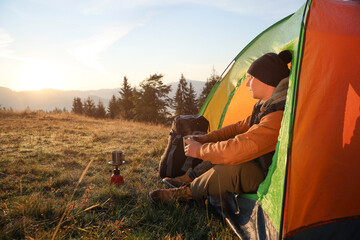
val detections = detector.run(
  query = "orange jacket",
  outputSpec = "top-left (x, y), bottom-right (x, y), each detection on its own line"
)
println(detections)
top-left (198, 110), bottom-right (284, 165)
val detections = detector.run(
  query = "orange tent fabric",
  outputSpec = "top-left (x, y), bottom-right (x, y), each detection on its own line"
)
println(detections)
top-left (283, 0), bottom-right (360, 237)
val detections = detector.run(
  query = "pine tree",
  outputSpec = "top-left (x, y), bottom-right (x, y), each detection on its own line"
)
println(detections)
top-left (184, 82), bottom-right (199, 114)
top-left (198, 68), bottom-right (220, 110)
top-left (173, 74), bottom-right (188, 116)
top-left (133, 74), bottom-right (172, 124)
top-left (72, 97), bottom-right (83, 114)
top-left (83, 97), bottom-right (96, 117)
top-left (119, 76), bottom-right (135, 120)
top-left (108, 95), bottom-right (119, 119)
top-left (96, 101), bottom-right (106, 119)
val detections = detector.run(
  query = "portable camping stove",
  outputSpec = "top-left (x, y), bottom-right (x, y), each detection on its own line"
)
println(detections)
top-left (108, 151), bottom-right (125, 185)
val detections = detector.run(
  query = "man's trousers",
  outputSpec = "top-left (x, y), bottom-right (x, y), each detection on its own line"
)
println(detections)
top-left (189, 161), bottom-right (264, 199)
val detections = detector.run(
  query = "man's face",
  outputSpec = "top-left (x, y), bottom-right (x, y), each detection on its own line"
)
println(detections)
top-left (246, 74), bottom-right (271, 100)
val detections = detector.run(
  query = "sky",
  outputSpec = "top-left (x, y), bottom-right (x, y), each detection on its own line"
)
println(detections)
top-left (0, 0), bottom-right (305, 91)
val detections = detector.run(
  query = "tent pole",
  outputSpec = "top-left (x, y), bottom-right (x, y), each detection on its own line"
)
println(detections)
top-left (219, 59), bottom-right (235, 81)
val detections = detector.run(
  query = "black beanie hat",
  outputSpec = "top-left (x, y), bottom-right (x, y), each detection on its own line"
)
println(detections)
top-left (247, 50), bottom-right (292, 87)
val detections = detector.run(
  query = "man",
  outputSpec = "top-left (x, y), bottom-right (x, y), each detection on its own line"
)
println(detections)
top-left (149, 50), bottom-right (292, 204)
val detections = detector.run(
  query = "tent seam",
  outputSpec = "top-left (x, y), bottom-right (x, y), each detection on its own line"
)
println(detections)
top-left (217, 75), bottom-right (246, 129)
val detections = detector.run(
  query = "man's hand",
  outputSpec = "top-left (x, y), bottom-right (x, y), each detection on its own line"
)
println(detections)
top-left (184, 139), bottom-right (202, 158)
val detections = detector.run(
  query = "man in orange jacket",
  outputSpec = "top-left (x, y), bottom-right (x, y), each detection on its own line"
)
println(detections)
top-left (149, 50), bottom-right (292, 204)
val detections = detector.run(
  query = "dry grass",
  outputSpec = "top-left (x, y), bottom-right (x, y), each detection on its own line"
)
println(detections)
top-left (0, 110), bottom-right (235, 239)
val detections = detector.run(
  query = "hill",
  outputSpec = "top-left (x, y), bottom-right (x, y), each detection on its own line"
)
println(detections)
top-left (0, 111), bottom-right (233, 239)
top-left (0, 87), bottom-right (115, 111)
top-left (0, 80), bottom-right (205, 111)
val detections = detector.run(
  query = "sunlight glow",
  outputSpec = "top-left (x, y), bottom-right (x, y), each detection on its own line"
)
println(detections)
top-left (19, 59), bottom-right (64, 91)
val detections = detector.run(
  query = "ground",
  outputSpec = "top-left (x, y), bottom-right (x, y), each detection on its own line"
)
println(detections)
top-left (0, 111), bottom-right (235, 239)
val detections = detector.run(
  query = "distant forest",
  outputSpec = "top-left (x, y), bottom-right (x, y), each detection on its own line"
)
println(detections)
top-left (71, 71), bottom-right (219, 124)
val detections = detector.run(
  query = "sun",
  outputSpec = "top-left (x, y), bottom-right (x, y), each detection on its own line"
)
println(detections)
top-left (19, 59), bottom-right (64, 91)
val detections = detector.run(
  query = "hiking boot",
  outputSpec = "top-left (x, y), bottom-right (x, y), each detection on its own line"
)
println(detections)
top-left (162, 169), bottom-right (193, 188)
top-left (149, 185), bottom-right (192, 204)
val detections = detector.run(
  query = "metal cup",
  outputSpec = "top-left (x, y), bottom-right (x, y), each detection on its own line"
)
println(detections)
top-left (108, 151), bottom-right (125, 166)
top-left (183, 135), bottom-right (195, 149)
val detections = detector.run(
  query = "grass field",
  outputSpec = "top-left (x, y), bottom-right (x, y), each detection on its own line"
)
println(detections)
top-left (0, 111), bottom-right (235, 239)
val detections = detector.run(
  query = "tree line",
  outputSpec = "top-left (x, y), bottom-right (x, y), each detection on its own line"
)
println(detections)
top-left (71, 70), bottom-right (220, 124)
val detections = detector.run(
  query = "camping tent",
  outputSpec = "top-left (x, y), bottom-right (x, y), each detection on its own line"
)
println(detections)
top-left (200, 0), bottom-right (360, 238)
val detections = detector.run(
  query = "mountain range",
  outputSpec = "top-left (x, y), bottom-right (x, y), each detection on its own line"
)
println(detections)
top-left (0, 80), bottom-right (205, 111)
